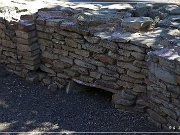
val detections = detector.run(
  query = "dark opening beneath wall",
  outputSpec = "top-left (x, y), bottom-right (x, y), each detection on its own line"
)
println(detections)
top-left (67, 80), bottom-right (113, 104)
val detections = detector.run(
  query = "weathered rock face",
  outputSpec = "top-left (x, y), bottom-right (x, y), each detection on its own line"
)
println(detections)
top-left (0, 2), bottom-right (179, 131)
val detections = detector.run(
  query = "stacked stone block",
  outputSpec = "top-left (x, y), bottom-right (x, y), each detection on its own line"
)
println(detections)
top-left (35, 9), bottom-right (152, 113)
top-left (0, 18), bottom-right (18, 74)
top-left (0, 18), bottom-right (40, 77)
top-left (147, 48), bottom-right (180, 130)
top-left (16, 20), bottom-right (40, 77)
top-left (0, 5), bottom-right (179, 131)
top-left (108, 42), bottom-right (149, 112)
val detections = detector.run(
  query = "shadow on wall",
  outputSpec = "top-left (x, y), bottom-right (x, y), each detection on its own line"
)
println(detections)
top-left (0, 2), bottom-right (178, 133)
top-left (0, 68), bottom-right (160, 133)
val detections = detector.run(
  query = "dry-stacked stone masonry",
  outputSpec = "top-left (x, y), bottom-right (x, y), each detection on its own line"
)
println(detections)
top-left (0, 18), bottom-right (40, 77)
top-left (0, 3), bottom-right (179, 131)
top-left (147, 48), bottom-right (180, 130)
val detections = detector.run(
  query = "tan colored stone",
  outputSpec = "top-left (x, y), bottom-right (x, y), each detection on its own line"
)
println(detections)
top-left (84, 36), bottom-right (100, 44)
top-left (98, 67), bottom-right (119, 78)
top-left (147, 109), bottom-right (167, 124)
top-left (24, 64), bottom-right (39, 70)
top-left (74, 59), bottom-right (96, 70)
top-left (15, 30), bottom-right (36, 39)
top-left (133, 85), bottom-right (146, 93)
top-left (41, 51), bottom-right (54, 60)
top-left (99, 40), bottom-right (118, 51)
top-left (127, 70), bottom-right (146, 79)
top-left (40, 64), bottom-right (56, 75)
top-left (71, 65), bottom-right (89, 75)
top-left (176, 75), bottom-right (180, 85)
top-left (118, 43), bottom-right (145, 53)
top-left (39, 39), bottom-right (53, 47)
top-left (90, 72), bottom-right (101, 79)
top-left (74, 49), bottom-right (89, 57)
top-left (94, 54), bottom-right (115, 65)
top-left (112, 94), bottom-right (135, 106)
top-left (172, 99), bottom-right (180, 108)
top-left (118, 49), bottom-right (131, 57)
top-left (63, 69), bottom-right (79, 77)
top-left (57, 30), bottom-right (82, 39)
top-left (52, 33), bottom-right (64, 41)
top-left (120, 75), bottom-right (144, 84)
top-left (18, 21), bottom-right (35, 32)
top-left (62, 45), bottom-right (75, 52)
top-left (3, 51), bottom-right (17, 59)
top-left (69, 52), bottom-right (83, 60)
top-left (17, 43), bottom-right (39, 52)
top-left (65, 38), bottom-right (78, 48)
top-left (82, 43), bottom-right (105, 53)
top-left (57, 73), bottom-right (70, 79)
top-left (133, 60), bottom-right (147, 68)
top-left (37, 31), bottom-right (52, 40)
top-left (42, 77), bottom-right (51, 85)
top-left (160, 107), bottom-right (177, 120)
top-left (94, 80), bottom-right (119, 90)
top-left (59, 56), bottom-right (73, 65)
top-left (16, 37), bottom-right (37, 45)
top-left (46, 19), bottom-right (63, 27)
top-left (102, 75), bottom-right (117, 81)
top-left (53, 60), bottom-right (71, 69)
top-left (117, 62), bottom-right (141, 72)
top-left (53, 48), bottom-right (68, 56)
top-left (117, 80), bottom-right (134, 89)
top-left (167, 117), bottom-right (179, 127)
top-left (1, 39), bottom-right (16, 49)
top-left (21, 59), bottom-right (40, 66)
top-left (84, 58), bottom-right (105, 67)
top-left (79, 75), bottom-right (94, 83)
top-left (131, 52), bottom-right (145, 60)
top-left (122, 17), bottom-right (153, 32)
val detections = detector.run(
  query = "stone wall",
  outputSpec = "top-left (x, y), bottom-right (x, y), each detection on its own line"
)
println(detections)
top-left (0, 18), bottom-right (40, 78)
top-left (0, 4), bottom-right (179, 131)
top-left (35, 8), bottom-right (156, 113)
top-left (147, 48), bottom-right (180, 130)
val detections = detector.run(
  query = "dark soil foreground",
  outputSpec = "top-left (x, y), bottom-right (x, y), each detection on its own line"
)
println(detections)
top-left (0, 65), bottom-right (162, 134)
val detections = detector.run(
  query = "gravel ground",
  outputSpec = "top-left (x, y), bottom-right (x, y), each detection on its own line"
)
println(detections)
top-left (0, 66), bottom-right (162, 134)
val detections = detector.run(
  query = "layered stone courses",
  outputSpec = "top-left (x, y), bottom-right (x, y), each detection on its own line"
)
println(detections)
top-left (0, 18), bottom-right (40, 77)
top-left (0, 3), bottom-right (179, 131)
top-left (147, 48), bottom-right (180, 130)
